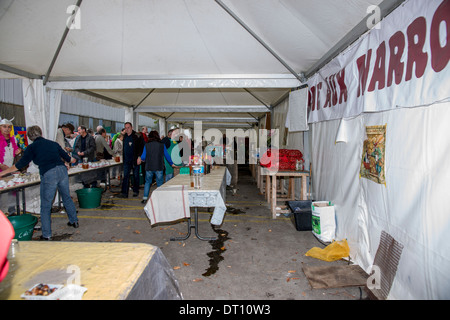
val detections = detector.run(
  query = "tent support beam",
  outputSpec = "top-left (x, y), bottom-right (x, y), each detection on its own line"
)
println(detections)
top-left (133, 89), bottom-right (155, 110)
top-left (214, 0), bottom-right (303, 83)
top-left (304, 0), bottom-right (406, 79)
top-left (0, 64), bottom-right (41, 79)
top-left (78, 90), bottom-right (130, 108)
top-left (43, 0), bottom-right (83, 85)
top-left (243, 88), bottom-right (271, 111)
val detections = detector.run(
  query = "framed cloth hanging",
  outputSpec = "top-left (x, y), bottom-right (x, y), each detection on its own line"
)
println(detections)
top-left (360, 125), bottom-right (386, 185)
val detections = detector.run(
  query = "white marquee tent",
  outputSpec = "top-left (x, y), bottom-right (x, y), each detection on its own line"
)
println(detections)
top-left (1, 0), bottom-right (449, 299)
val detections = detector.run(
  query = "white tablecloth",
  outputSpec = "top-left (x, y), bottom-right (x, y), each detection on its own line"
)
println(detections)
top-left (144, 167), bottom-right (230, 226)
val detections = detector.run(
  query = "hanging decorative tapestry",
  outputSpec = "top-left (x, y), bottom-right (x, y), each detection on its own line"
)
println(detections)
top-left (360, 125), bottom-right (386, 185)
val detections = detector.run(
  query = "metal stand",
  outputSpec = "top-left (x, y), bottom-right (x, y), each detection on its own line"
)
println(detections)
top-left (170, 207), bottom-right (217, 241)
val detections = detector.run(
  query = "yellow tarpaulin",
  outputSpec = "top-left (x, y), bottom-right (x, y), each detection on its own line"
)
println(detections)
top-left (305, 239), bottom-right (350, 262)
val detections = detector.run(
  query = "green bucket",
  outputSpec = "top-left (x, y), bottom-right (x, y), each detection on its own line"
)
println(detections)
top-left (76, 187), bottom-right (103, 209)
top-left (7, 214), bottom-right (38, 241)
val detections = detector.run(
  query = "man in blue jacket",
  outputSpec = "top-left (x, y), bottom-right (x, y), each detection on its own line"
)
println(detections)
top-left (0, 125), bottom-right (79, 240)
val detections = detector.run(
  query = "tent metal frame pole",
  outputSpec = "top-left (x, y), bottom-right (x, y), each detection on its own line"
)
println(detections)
top-left (243, 88), bottom-right (271, 111)
top-left (43, 0), bottom-right (83, 85)
top-left (0, 64), bottom-right (41, 80)
top-left (214, 0), bottom-right (303, 83)
top-left (78, 90), bottom-right (129, 108)
top-left (133, 89), bottom-right (155, 110)
top-left (133, 89), bottom-right (164, 119)
top-left (304, 0), bottom-right (406, 79)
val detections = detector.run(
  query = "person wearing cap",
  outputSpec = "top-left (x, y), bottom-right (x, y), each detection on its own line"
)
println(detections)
top-left (0, 125), bottom-right (79, 240)
top-left (0, 117), bottom-right (21, 173)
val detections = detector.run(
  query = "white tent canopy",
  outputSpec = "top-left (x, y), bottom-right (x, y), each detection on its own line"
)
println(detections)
top-left (6, 0), bottom-right (450, 301)
top-left (0, 0), bottom-right (399, 128)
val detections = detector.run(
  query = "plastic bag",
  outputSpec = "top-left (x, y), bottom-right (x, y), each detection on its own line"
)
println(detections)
top-left (311, 201), bottom-right (336, 242)
top-left (305, 239), bottom-right (350, 262)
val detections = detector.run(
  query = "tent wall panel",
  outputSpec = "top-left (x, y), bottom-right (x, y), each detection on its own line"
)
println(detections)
top-left (310, 102), bottom-right (450, 299)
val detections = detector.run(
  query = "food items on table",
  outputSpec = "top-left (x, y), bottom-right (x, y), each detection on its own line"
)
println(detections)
top-left (24, 283), bottom-right (58, 296)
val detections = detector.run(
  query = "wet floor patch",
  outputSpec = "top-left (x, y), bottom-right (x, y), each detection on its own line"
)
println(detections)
top-left (226, 206), bottom-right (246, 215)
top-left (202, 226), bottom-right (231, 277)
top-left (32, 233), bottom-right (74, 241)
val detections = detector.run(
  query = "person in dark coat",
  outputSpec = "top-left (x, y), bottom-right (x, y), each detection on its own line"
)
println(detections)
top-left (137, 130), bottom-right (174, 203)
top-left (73, 125), bottom-right (97, 188)
top-left (117, 122), bottom-right (144, 198)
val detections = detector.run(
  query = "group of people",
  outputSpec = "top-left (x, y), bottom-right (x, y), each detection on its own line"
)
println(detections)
top-left (0, 117), bottom-right (187, 240)
top-left (0, 119), bottom-right (78, 240)
top-left (116, 125), bottom-right (184, 204)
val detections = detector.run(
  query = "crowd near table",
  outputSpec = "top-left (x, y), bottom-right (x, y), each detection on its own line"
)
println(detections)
top-left (0, 159), bottom-right (122, 215)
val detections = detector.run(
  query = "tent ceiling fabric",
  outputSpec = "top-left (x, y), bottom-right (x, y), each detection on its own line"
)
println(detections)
top-left (0, 0), bottom-right (383, 123)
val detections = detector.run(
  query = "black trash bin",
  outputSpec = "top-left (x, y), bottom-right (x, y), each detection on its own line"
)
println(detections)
top-left (287, 200), bottom-right (312, 231)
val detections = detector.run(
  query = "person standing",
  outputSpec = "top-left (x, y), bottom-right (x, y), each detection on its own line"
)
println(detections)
top-left (73, 125), bottom-right (97, 188)
top-left (118, 122), bottom-right (144, 198)
top-left (94, 128), bottom-right (113, 160)
top-left (141, 126), bottom-right (149, 143)
top-left (73, 125), bottom-right (96, 162)
top-left (161, 128), bottom-right (174, 149)
top-left (137, 130), bottom-right (175, 203)
top-left (163, 128), bottom-right (182, 182)
top-left (0, 125), bottom-right (79, 240)
top-left (0, 117), bottom-right (21, 173)
top-left (113, 133), bottom-right (124, 158)
top-left (111, 128), bottom-right (126, 149)
top-left (55, 123), bottom-right (75, 154)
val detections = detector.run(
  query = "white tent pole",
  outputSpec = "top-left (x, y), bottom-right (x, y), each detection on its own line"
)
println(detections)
top-left (78, 90), bottom-right (130, 108)
top-left (214, 0), bottom-right (303, 83)
top-left (0, 63), bottom-right (41, 80)
top-left (243, 88), bottom-right (271, 111)
top-left (305, 0), bottom-right (406, 78)
top-left (47, 89), bottom-right (62, 141)
top-left (43, 0), bottom-right (83, 85)
top-left (132, 89), bottom-right (155, 111)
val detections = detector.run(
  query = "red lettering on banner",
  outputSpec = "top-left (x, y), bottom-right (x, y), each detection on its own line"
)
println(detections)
top-left (387, 31), bottom-right (406, 87)
top-left (316, 82), bottom-right (323, 110)
top-left (369, 41), bottom-right (387, 92)
top-left (322, 77), bottom-right (331, 109)
top-left (430, 0), bottom-right (450, 72)
top-left (329, 74), bottom-right (338, 106)
top-left (357, 49), bottom-right (372, 97)
top-left (336, 68), bottom-right (348, 104)
top-left (309, 86), bottom-right (316, 111)
top-left (405, 17), bottom-right (428, 81)
top-left (309, 1), bottom-right (449, 117)
top-left (307, 87), bottom-right (312, 112)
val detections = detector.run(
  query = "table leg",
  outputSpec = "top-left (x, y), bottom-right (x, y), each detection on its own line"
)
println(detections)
top-left (301, 175), bottom-right (307, 200)
top-left (170, 208), bottom-right (217, 241)
top-left (289, 177), bottom-right (294, 200)
top-left (265, 174), bottom-right (270, 203)
top-left (22, 189), bottom-right (26, 214)
top-left (16, 189), bottom-right (21, 214)
top-left (106, 168), bottom-right (111, 190)
top-left (271, 175), bottom-right (277, 219)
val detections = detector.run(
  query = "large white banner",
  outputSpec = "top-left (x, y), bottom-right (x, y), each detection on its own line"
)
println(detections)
top-left (307, 0), bottom-right (450, 123)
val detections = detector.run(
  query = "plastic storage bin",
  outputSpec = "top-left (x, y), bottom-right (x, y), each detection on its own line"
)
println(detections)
top-left (287, 200), bottom-right (312, 231)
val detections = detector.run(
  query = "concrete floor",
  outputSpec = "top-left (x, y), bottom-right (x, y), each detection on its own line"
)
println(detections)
top-left (34, 166), bottom-right (370, 300)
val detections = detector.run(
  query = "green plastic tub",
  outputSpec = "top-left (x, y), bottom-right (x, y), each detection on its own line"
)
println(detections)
top-left (7, 214), bottom-right (38, 241)
top-left (76, 187), bottom-right (103, 209)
